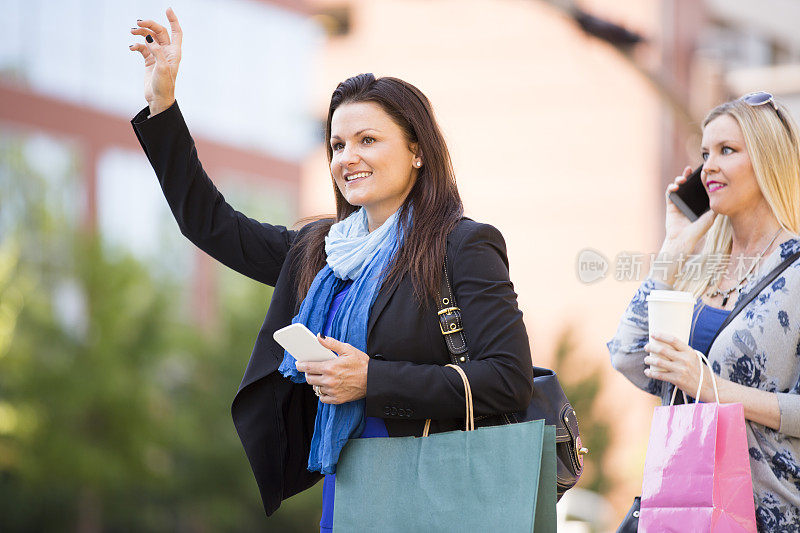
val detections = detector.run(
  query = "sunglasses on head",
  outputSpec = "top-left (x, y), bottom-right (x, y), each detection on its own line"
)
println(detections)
top-left (742, 91), bottom-right (777, 109)
top-left (741, 91), bottom-right (792, 134)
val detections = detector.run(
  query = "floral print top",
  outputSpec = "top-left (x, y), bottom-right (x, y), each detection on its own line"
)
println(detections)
top-left (608, 238), bottom-right (800, 532)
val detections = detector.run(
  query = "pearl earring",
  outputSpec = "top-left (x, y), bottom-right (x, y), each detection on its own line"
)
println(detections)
top-left (416, 161), bottom-right (422, 167)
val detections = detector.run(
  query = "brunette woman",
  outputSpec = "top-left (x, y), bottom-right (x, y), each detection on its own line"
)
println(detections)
top-left (130, 10), bottom-right (533, 529)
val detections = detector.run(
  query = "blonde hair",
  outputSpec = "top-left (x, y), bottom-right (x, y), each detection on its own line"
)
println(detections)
top-left (674, 96), bottom-right (800, 298)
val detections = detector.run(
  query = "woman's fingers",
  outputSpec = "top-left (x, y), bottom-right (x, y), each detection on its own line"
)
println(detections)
top-left (672, 167), bottom-right (691, 183)
top-left (303, 372), bottom-right (340, 403)
top-left (142, 36), bottom-right (166, 65)
top-left (130, 27), bottom-right (156, 39)
top-left (165, 7), bottom-right (183, 48)
top-left (131, 23), bottom-right (166, 64)
top-left (128, 43), bottom-right (154, 64)
top-left (317, 334), bottom-right (353, 356)
top-left (649, 333), bottom-right (695, 357)
top-left (645, 341), bottom-right (683, 363)
top-left (644, 355), bottom-right (675, 373)
top-left (666, 166), bottom-right (693, 195)
top-left (645, 341), bottom-right (669, 360)
top-left (692, 208), bottom-right (717, 231)
top-left (304, 373), bottom-right (324, 386)
top-left (650, 332), bottom-right (683, 349)
top-left (136, 18), bottom-right (171, 46)
top-left (295, 359), bottom-right (326, 375)
top-left (644, 366), bottom-right (672, 380)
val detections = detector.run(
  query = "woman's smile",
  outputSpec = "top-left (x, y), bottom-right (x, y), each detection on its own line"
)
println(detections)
top-left (343, 170), bottom-right (373, 184)
top-left (706, 180), bottom-right (726, 193)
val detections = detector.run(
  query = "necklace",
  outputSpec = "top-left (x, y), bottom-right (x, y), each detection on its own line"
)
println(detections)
top-left (706, 228), bottom-right (783, 307)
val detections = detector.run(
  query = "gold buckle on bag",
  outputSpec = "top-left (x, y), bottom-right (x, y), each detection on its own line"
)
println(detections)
top-left (438, 307), bottom-right (463, 335)
top-left (439, 323), bottom-right (463, 335)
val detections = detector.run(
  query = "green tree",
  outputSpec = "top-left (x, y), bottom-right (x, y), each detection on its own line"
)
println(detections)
top-left (550, 327), bottom-right (612, 495)
top-left (0, 133), bottom-right (324, 531)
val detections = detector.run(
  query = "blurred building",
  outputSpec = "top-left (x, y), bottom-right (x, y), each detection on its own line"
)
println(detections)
top-left (0, 0), bottom-right (322, 328)
top-left (4, 0), bottom-right (800, 528)
top-left (662, 0), bottom-right (800, 186)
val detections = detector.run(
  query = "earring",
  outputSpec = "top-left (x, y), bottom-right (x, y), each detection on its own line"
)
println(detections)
top-left (415, 161), bottom-right (422, 167)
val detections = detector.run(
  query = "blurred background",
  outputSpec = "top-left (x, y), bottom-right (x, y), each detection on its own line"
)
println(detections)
top-left (1, 0), bottom-right (799, 531)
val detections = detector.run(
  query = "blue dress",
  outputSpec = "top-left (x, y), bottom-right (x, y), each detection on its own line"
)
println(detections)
top-left (319, 280), bottom-right (389, 533)
top-left (690, 302), bottom-right (731, 356)
top-left (674, 301), bottom-right (730, 404)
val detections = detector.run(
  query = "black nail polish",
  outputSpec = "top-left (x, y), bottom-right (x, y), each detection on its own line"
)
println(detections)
top-left (319, 333), bottom-right (327, 339)
top-left (146, 35), bottom-right (153, 43)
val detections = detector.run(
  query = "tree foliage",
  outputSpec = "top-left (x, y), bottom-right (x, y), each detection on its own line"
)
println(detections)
top-left (0, 135), bottom-right (322, 531)
top-left (550, 328), bottom-right (612, 495)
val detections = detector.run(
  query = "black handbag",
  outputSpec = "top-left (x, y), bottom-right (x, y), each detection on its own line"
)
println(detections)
top-left (437, 258), bottom-right (586, 499)
top-left (615, 249), bottom-right (800, 531)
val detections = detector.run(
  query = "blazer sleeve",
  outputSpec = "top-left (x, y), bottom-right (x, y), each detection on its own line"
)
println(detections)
top-left (131, 101), bottom-right (296, 286)
top-left (365, 223), bottom-right (534, 419)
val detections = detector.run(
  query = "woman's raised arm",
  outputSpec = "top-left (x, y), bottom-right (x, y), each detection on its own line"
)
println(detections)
top-left (130, 10), bottom-right (297, 285)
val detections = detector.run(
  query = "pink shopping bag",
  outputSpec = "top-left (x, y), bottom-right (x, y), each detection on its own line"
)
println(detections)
top-left (640, 352), bottom-right (757, 532)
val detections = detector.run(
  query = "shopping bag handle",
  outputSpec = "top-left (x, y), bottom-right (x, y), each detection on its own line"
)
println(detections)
top-left (669, 350), bottom-right (720, 405)
top-left (422, 364), bottom-right (475, 437)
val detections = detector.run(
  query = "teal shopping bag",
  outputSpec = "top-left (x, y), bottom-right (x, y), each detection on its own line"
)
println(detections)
top-left (333, 365), bottom-right (557, 532)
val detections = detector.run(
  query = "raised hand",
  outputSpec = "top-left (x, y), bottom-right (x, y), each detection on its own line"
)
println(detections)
top-left (664, 166), bottom-right (717, 246)
top-left (129, 8), bottom-right (183, 116)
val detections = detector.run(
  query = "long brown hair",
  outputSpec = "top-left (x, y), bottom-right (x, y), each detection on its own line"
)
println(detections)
top-left (295, 73), bottom-right (463, 304)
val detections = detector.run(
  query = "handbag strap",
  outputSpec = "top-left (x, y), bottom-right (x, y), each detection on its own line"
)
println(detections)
top-left (422, 256), bottom-right (474, 438)
top-left (706, 250), bottom-right (800, 351)
top-left (437, 254), bottom-right (470, 364)
top-left (422, 364), bottom-right (474, 436)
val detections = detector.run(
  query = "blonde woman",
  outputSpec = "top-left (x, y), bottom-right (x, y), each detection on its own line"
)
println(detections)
top-left (608, 92), bottom-right (800, 531)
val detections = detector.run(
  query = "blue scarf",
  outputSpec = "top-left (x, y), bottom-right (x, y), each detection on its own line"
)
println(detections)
top-left (278, 207), bottom-right (403, 474)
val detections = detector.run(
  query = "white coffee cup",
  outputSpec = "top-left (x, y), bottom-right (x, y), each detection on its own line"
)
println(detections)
top-left (646, 290), bottom-right (695, 371)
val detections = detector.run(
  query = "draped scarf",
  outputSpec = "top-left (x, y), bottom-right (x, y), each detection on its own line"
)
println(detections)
top-left (278, 207), bottom-right (403, 473)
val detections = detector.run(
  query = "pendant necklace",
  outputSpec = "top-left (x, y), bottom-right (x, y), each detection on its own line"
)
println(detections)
top-left (706, 228), bottom-right (783, 307)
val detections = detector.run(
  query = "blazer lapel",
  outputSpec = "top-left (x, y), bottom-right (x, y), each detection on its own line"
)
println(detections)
top-left (367, 227), bottom-right (462, 343)
top-left (367, 275), bottom-right (404, 342)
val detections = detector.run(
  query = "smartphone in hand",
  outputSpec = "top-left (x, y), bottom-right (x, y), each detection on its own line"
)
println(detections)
top-left (273, 323), bottom-right (337, 363)
top-left (668, 165), bottom-right (709, 221)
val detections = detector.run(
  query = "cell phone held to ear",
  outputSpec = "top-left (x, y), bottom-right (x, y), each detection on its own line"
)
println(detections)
top-left (273, 323), bottom-right (337, 363)
top-left (668, 165), bottom-right (709, 221)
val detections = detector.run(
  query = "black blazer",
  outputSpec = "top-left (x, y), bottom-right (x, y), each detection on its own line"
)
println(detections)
top-left (132, 101), bottom-right (534, 516)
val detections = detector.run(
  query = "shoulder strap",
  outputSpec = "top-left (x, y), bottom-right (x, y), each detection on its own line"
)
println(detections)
top-left (707, 250), bottom-right (800, 351)
top-left (437, 254), bottom-right (470, 364)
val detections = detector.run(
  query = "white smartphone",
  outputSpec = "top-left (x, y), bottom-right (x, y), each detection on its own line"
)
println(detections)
top-left (273, 323), bottom-right (337, 363)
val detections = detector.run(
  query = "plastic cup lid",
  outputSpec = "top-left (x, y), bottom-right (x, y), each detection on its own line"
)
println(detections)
top-left (646, 290), bottom-right (695, 303)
